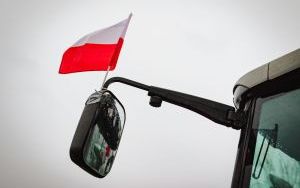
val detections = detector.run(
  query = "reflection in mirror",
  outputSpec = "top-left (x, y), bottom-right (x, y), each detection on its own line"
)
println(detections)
top-left (83, 91), bottom-right (125, 176)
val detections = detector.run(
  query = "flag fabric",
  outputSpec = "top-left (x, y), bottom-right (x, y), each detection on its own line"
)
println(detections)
top-left (59, 14), bottom-right (132, 74)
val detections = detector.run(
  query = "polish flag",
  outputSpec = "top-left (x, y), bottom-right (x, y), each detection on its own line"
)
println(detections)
top-left (59, 14), bottom-right (132, 74)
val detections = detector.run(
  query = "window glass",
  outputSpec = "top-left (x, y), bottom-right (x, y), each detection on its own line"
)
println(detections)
top-left (249, 89), bottom-right (300, 188)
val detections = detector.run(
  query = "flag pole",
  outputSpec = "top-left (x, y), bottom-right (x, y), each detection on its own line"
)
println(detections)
top-left (100, 66), bottom-right (111, 90)
top-left (98, 14), bottom-right (131, 91)
top-left (99, 13), bottom-right (132, 91)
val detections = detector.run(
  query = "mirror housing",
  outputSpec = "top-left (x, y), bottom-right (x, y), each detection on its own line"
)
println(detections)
top-left (70, 90), bottom-right (125, 178)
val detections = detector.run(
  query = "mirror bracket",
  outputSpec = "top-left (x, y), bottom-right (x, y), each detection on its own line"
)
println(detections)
top-left (149, 96), bottom-right (163, 107)
top-left (103, 77), bottom-right (245, 130)
top-left (227, 110), bottom-right (246, 130)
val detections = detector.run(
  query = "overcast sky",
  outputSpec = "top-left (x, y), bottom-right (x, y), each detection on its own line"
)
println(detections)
top-left (1, 0), bottom-right (299, 187)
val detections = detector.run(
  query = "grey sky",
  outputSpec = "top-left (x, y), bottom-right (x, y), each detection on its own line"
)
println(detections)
top-left (0, 0), bottom-right (299, 187)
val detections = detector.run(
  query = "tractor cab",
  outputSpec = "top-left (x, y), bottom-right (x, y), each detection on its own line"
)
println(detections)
top-left (231, 49), bottom-right (300, 188)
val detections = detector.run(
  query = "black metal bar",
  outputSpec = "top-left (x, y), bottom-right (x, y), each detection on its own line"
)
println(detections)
top-left (103, 77), bottom-right (150, 91)
top-left (103, 77), bottom-right (241, 129)
top-left (148, 86), bottom-right (236, 127)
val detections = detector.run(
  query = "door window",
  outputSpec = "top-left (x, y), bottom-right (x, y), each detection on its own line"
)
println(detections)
top-left (248, 89), bottom-right (300, 188)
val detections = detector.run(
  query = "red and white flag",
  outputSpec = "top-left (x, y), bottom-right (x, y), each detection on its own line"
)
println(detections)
top-left (59, 14), bottom-right (132, 74)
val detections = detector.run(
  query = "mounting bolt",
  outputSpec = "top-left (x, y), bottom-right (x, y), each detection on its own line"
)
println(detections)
top-left (149, 96), bottom-right (162, 107)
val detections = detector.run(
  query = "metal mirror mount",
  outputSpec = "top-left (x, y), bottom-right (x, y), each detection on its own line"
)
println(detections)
top-left (70, 76), bottom-right (245, 178)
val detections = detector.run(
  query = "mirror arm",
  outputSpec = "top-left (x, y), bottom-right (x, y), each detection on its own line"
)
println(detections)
top-left (103, 77), bottom-right (150, 91)
top-left (104, 77), bottom-right (244, 130)
top-left (148, 86), bottom-right (244, 129)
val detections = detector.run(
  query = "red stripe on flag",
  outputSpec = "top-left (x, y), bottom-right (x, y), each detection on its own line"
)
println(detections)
top-left (110, 38), bottom-right (124, 70)
top-left (59, 38), bottom-right (124, 74)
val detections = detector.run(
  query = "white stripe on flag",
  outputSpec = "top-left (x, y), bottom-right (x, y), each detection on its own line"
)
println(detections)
top-left (73, 14), bottom-right (132, 47)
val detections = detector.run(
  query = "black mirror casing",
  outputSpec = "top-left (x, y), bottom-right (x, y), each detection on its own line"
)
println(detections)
top-left (70, 90), bottom-right (125, 178)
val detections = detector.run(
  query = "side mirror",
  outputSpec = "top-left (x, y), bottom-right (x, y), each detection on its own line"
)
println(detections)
top-left (69, 77), bottom-right (242, 178)
top-left (70, 90), bottom-right (126, 178)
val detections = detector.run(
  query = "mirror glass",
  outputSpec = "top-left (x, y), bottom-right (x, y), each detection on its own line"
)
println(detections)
top-left (83, 91), bottom-right (125, 176)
